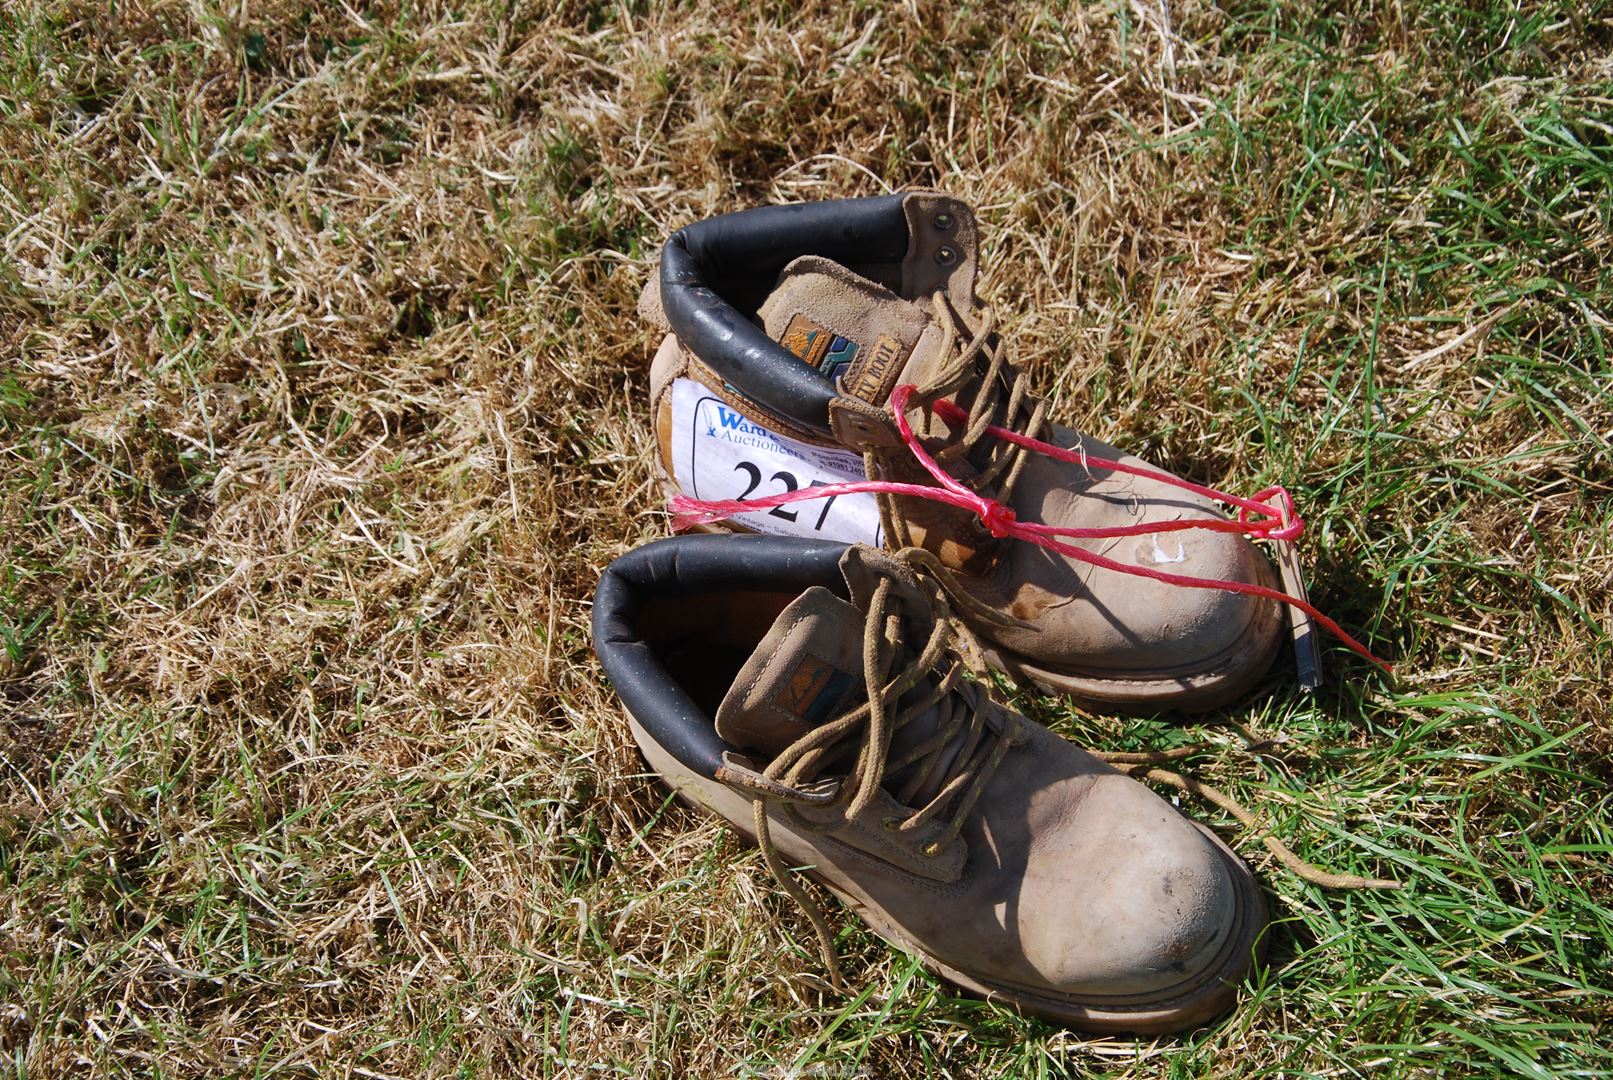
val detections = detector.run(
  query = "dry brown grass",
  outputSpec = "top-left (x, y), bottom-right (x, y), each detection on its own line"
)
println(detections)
top-left (2, 1), bottom-right (1610, 1076)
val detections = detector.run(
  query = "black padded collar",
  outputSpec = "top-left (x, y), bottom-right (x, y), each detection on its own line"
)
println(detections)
top-left (592, 534), bottom-right (851, 780)
top-left (658, 194), bottom-right (912, 435)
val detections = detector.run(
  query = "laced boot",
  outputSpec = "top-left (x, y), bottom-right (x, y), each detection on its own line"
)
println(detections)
top-left (640, 193), bottom-right (1288, 713)
top-left (593, 533), bottom-right (1269, 1034)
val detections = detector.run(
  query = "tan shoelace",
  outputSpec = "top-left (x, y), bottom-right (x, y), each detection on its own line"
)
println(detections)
top-left (717, 567), bottom-right (1021, 987)
top-left (866, 291), bottom-right (1048, 546)
top-left (1093, 745), bottom-right (1401, 891)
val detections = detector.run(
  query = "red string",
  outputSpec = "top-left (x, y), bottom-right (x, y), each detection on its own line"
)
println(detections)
top-left (670, 384), bottom-right (1391, 673)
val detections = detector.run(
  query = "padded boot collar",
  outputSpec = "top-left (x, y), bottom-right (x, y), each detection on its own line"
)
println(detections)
top-left (591, 535), bottom-right (851, 781)
top-left (655, 193), bottom-right (979, 435)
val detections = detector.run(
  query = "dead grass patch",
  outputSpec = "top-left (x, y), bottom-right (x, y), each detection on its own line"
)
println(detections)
top-left (2, 1), bottom-right (1609, 1076)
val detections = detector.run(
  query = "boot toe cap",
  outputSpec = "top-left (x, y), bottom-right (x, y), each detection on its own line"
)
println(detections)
top-left (1002, 455), bottom-right (1282, 676)
top-left (1018, 779), bottom-right (1249, 1000)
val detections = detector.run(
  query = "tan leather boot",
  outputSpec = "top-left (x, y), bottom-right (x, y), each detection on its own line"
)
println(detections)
top-left (641, 193), bottom-right (1285, 713)
top-left (594, 534), bottom-right (1268, 1034)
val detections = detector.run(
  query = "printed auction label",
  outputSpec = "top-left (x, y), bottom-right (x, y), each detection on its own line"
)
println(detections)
top-left (669, 378), bottom-right (883, 546)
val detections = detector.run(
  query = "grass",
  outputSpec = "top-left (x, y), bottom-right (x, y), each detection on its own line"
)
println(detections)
top-left (1, 0), bottom-right (1609, 1075)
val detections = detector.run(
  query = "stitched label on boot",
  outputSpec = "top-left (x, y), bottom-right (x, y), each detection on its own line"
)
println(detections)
top-left (670, 378), bottom-right (884, 546)
top-left (778, 314), bottom-right (909, 403)
top-left (776, 655), bottom-right (857, 726)
top-left (779, 313), bottom-right (860, 381)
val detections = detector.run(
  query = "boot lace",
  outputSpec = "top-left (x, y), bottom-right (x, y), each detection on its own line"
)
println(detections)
top-left (717, 561), bottom-right (1021, 987)
top-left (873, 290), bottom-right (1049, 516)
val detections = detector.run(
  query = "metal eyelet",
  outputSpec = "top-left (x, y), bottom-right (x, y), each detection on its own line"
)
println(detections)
top-left (921, 841), bottom-right (944, 858)
top-left (934, 212), bottom-right (954, 231)
top-left (935, 245), bottom-right (958, 266)
top-left (881, 817), bottom-right (902, 833)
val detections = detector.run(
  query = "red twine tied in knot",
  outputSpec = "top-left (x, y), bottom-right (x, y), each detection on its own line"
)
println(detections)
top-left (669, 383), bottom-right (1391, 673)
top-left (981, 501), bottom-right (1018, 538)
top-left (1242, 487), bottom-right (1303, 543)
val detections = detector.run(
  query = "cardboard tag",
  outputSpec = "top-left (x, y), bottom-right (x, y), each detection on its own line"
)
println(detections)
top-left (1273, 500), bottom-right (1322, 690)
top-left (669, 378), bottom-right (884, 547)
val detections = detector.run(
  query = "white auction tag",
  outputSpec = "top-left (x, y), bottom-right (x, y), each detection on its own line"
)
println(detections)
top-left (669, 378), bottom-right (884, 547)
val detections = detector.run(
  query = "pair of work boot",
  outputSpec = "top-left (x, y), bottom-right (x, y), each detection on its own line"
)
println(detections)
top-left (593, 193), bottom-right (1364, 1033)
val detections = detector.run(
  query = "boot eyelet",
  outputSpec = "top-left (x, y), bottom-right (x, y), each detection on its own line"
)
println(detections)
top-left (935, 245), bottom-right (958, 266)
top-left (934, 212), bottom-right (954, 231)
top-left (921, 841), bottom-right (944, 858)
top-left (881, 817), bottom-right (902, 833)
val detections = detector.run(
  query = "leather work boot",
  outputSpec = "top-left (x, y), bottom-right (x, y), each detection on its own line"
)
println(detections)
top-left (639, 193), bottom-right (1287, 713)
top-left (592, 533), bottom-right (1268, 1034)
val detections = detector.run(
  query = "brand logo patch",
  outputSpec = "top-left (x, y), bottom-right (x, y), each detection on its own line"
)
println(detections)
top-left (845, 335), bottom-right (905, 400)
top-left (781, 314), bottom-right (861, 382)
top-left (776, 655), bottom-right (856, 725)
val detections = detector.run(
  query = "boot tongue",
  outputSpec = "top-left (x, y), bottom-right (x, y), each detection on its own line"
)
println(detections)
top-left (757, 256), bottom-right (945, 405)
top-left (714, 556), bottom-right (976, 808)
top-left (714, 587), bottom-right (866, 757)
